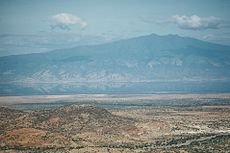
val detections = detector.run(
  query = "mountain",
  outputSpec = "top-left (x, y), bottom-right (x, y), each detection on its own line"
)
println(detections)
top-left (0, 34), bottom-right (230, 94)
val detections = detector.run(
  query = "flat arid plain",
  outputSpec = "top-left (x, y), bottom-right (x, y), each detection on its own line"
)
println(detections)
top-left (0, 93), bottom-right (229, 153)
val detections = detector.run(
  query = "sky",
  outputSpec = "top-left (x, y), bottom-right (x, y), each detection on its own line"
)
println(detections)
top-left (0, 0), bottom-right (230, 56)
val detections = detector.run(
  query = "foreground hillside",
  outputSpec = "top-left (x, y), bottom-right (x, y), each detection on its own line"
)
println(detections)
top-left (0, 104), bottom-right (136, 152)
top-left (0, 101), bottom-right (229, 153)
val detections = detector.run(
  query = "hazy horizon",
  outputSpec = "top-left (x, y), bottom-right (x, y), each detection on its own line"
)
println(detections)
top-left (1, 0), bottom-right (230, 56)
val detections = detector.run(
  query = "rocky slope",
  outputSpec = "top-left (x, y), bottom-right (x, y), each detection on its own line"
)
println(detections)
top-left (0, 104), bottom-right (135, 151)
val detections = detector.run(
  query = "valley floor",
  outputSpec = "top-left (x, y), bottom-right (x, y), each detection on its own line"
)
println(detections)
top-left (0, 94), bottom-right (229, 153)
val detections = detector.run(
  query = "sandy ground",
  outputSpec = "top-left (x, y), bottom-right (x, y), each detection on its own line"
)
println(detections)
top-left (0, 93), bottom-right (230, 106)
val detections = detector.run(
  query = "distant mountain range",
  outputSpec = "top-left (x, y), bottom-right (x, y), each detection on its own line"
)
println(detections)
top-left (0, 34), bottom-right (230, 94)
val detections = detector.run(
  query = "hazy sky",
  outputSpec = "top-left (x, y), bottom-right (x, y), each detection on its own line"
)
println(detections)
top-left (0, 0), bottom-right (230, 56)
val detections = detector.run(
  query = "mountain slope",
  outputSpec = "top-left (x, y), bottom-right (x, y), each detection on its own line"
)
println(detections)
top-left (0, 34), bottom-right (230, 94)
